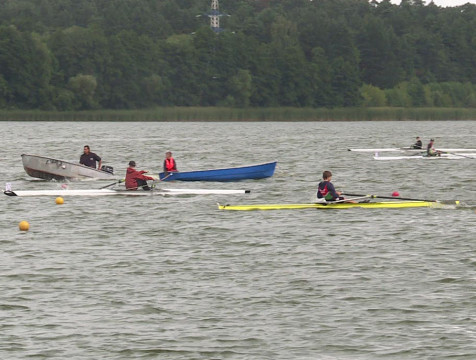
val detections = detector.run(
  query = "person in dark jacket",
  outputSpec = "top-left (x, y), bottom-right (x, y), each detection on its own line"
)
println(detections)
top-left (317, 170), bottom-right (344, 201)
top-left (125, 161), bottom-right (155, 190)
top-left (412, 136), bottom-right (423, 149)
top-left (80, 145), bottom-right (102, 169)
top-left (316, 171), bottom-right (357, 203)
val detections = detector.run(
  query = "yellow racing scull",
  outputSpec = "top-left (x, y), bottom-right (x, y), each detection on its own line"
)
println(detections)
top-left (218, 200), bottom-right (459, 211)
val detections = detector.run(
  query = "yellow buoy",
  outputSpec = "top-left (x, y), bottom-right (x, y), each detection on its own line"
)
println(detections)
top-left (19, 221), bottom-right (30, 231)
top-left (56, 197), bottom-right (64, 205)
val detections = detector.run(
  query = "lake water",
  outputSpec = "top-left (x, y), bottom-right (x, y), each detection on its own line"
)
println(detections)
top-left (1, 121), bottom-right (476, 359)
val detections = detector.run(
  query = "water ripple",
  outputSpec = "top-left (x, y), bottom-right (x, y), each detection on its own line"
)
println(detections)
top-left (1, 121), bottom-right (476, 359)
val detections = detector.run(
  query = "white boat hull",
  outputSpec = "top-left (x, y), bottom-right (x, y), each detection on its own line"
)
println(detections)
top-left (4, 188), bottom-right (251, 197)
top-left (374, 153), bottom-right (476, 160)
top-left (349, 148), bottom-right (476, 153)
top-left (22, 154), bottom-right (115, 180)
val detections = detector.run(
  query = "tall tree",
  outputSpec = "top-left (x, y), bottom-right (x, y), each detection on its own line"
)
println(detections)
top-left (0, 26), bottom-right (52, 108)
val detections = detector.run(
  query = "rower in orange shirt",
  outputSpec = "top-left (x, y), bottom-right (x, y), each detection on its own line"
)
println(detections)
top-left (163, 151), bottom-right (178, 175)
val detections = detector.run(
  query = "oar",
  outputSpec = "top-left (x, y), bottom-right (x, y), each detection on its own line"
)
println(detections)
top-left (100, 179), bottom-right (124, 189)
top-left (343, 192), bottom-right (439, 203)
top-left (103, 173), bottom-right (173, 190)
top-left (129, 173), bottom-right (171, 190)
top-left (326, 196), bottom-right (370, 204)
top-left (441, 151), bottom-right (475, 159)
top-left (159, 173), bottom-right (174, 181)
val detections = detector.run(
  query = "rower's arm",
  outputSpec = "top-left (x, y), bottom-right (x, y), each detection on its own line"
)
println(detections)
top-left (328, 183), bottom-right (340, 198)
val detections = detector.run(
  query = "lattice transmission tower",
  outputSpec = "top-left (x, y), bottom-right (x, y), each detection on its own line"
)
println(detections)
top-left (207, 0), bottom-right (228, 33)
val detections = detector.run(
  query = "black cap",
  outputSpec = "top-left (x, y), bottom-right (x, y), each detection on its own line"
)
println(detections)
top-left (129, 161), bottom-right (136, 167)
top-left (430, 139), bottom-right (434, 141)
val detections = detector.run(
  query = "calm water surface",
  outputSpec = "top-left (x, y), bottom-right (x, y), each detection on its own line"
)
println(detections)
top-left (1, 121), bottom-right (476, 359)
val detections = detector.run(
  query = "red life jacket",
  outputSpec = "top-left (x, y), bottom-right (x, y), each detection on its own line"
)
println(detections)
top-left (165, 157), bottom-right (176, 171)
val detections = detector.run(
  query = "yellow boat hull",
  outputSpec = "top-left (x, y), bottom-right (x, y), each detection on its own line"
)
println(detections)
top-left (218, 201), bottom-right (459, 211)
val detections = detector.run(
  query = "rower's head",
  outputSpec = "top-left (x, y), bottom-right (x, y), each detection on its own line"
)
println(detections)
top-left (323, 170), bottom-right (332, 180)
top-left (430, 138), bottom-right (434, 143)
top-left (416, 136), bottom-right (420, 140)
top-left (129, 161), bottom-right (136, 167)
top-left (83, 145), bottom-right (90, 154)
top-left (165, 151), bottom-right (172, 159)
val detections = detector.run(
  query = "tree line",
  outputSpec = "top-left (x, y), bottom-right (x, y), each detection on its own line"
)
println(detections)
top-left (1, 0), bottom-right (476, 110)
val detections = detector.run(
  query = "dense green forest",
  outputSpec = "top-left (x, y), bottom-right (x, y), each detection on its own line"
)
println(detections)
top-left (1, 0), bottom-right (476, 111)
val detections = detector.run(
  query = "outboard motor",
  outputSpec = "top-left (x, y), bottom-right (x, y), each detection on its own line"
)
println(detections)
top-left (101, 165), bottom-right (114, 174)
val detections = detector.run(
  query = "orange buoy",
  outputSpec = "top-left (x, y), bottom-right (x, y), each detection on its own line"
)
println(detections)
top-left (19, 221), bottom-right (30, 231)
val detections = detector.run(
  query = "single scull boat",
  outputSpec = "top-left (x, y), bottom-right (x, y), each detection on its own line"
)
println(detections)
top-left (218, 200), bottom-right (459, 211)
top-left (4, 188), bottom-right (250, 197)
top-left (373, 153), bottom-right (476, 160)
top-left (348, 148), bottom-right (476, 153)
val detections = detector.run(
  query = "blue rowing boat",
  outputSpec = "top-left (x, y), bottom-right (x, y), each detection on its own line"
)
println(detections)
top-left (158, 161), bottom-right (277, 181)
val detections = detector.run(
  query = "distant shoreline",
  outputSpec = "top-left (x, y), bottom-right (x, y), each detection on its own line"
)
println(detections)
top-left (1, 107), bottom-right (476, 121)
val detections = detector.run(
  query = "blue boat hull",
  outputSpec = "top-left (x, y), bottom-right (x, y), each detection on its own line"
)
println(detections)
top-left (159, 161), bottom-right (277, 182)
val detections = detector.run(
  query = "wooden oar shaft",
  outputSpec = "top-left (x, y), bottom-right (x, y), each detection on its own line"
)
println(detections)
top-left (343, 193), bottom-right (437, 202)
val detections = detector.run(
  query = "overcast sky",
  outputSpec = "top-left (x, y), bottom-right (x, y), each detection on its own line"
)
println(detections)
top-left (390, 0), bottom-right (476, 6)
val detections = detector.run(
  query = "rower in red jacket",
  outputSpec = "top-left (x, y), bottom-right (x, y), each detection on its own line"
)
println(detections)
top-left (163, 151), bottom-right (178, 175)
top-left (125, 161), bottom-right (155, 190)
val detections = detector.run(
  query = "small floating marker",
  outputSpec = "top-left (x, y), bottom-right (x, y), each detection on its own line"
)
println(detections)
top-left (61, 184), bottom-right (68, 189)
top-left (55, 197), bottom-right (64, 205)
top-left (19, 221), bottom-right (30, 231)
top-left (392, 191), bottom-right (400, 197)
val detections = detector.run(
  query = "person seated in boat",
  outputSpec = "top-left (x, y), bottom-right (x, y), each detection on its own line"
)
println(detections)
top-left (412, 136), bottom-right (422, 149)
top-left (163, 151), bottom-right (178, 175)
top-left (426, 139), bottom-right (441, 157)
top-left (80, 145), bottom-right (102, 169)
top-left (125, 161), bottom-right (155, 190)
top-left (317, 171), bottom-right (346, 202)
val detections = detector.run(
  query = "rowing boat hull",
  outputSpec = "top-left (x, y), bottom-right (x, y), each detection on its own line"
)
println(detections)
top-left (373, 153), bottom-right (476, 160)
top-left (21, 154), bottom-right (115, 180)
top-left (158, 161), bottom-right (277, 181)
top-left (4, 188), bottom-right (250, 197)
top-left (349, 148), bottom-right (476, 153)
top-left (218, 201), bottom-right (459, 211)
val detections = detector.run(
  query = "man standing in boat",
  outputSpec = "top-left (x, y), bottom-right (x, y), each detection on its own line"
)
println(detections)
top-left (426, 139), bottom-right (441, 157)
top-left (125, 161), bottom-right (155, 190)
top-left (163, 151), bottom-right (178, 175)
top-left (80, 145), bottom-right (102, 169)
top-left (412, 136), bottom-right (422, 149)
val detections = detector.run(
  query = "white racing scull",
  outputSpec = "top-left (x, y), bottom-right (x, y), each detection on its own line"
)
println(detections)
top-left (373, 153), bottom-right (476, 160)
top-left (348, 147), bottom-right (476, 153)
top-left (4, 188), bottom-right (251, 197)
